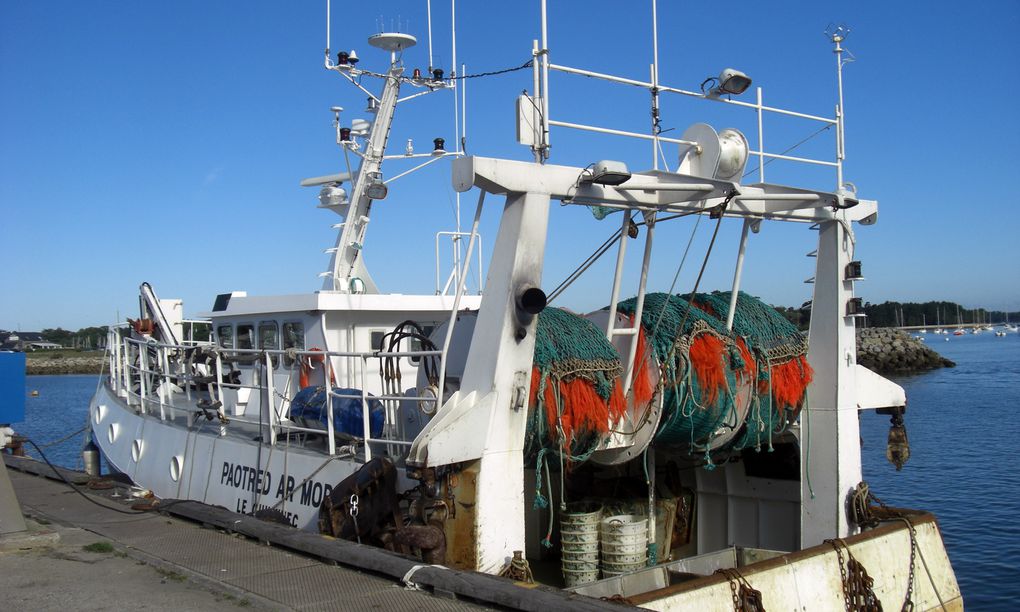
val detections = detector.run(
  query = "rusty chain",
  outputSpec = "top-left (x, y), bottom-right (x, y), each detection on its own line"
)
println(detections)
top-left (718, 568), bottom-right (766, 611)
top-left (849, 482), bottom-right (948, 612)
top-left (827, 538), bottom-right (883, 612)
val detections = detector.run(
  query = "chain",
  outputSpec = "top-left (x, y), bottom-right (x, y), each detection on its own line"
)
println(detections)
top-left (848, 481), bottom-right (949, 612)
top-left (718, 568), bottom-right (766, 611)
top-left (858, 486), bottom-right (913, 611)
top-left (827, 539), bottom-right (883, 612)
top-left (829, 540), bottom-right (852, 612)
top-left (901, 521), bottom-right (917, 612)
top-left (349, 493), bottom-right (361, 545)
top-left (728, 574), bottom-right (740, 610)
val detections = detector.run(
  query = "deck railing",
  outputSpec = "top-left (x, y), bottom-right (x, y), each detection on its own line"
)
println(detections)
top-left (107, 329), bottom-right (438, 463)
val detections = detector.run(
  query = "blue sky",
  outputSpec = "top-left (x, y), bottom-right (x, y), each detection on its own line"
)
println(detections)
top-left (2, 0), bottom-right (1018, 331)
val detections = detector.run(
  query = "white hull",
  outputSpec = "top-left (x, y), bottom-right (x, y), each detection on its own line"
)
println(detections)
top-left (91, 383), bottom-right (363, 529)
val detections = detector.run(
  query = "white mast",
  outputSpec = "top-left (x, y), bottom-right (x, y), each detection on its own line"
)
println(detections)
top-left (322, 35), bottom-right (414, 292)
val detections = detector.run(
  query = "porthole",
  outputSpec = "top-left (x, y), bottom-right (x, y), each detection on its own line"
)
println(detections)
top-left (107, 423), bottom-right (120, 444)
top-left (169, 455), bottom-right (184, 482)
top-left (131, 439), bottom-right (144, 462)
top-left (94, 404), bottom-right (107, 425)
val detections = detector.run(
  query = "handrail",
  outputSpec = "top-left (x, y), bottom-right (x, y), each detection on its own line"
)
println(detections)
top-left (544, 53), bottom-right (841, 183)
top-left (435, 230), bottom-right (484, 296)
top-left (108, 330), bottom-right (442, 459)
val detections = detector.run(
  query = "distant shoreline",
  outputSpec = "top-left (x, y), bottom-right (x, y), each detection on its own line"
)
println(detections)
top-left (20, 327), bottom-right (955, 377)
top-left (24, 352), bottom-right (104, 376)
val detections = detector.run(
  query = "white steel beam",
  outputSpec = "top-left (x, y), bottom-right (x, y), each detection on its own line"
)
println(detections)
top-left (802, 217), bottom-right (862, 546)
top-left (452, 156), bottom-right (876, 223)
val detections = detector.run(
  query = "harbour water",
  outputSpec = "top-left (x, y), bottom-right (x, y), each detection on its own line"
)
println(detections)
top-left (860, 332), bottom-right (1020, 610)
top-left (11, 332), bottom-right (1019, 608)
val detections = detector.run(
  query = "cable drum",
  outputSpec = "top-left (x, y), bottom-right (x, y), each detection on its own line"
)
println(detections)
top-left (583, 310), bottom-right (662, 466)
top-left (415, 291), bottom-right (810, 466)
top-left (616, 291), bottom-right (812, 459)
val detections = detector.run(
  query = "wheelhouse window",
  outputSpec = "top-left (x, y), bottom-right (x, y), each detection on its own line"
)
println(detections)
top-left (217, 325), bottom-right (234, 349)
top-left (236, 324), bottom-right (254, 351)
top-left (409, 323), bottom-right (437, 365)
top-left (259, 321), bottom-right (280, 366)
top-left (282, 322), bottom-right (305, 366)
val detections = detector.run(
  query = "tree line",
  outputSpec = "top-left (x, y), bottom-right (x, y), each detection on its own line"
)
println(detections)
top-left (771, 301), bottom-right (1018, 330)
top-left (41, 326), bottom-right (109, 349)
top-left (858, 301), bottom-right (1018, 328)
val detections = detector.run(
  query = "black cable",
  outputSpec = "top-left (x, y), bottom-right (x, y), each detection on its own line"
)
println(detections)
top-left (742, 124), bottom-right (833, 179)
top-left (450, 59), bottom-right (534, 80)
top-left (20, 438), bottom-right (147, 515)
top-left (546, 206), bottom-right (708, 306)
top-left (547, 226), bottom-right (624, 304)
top-left (671, 190), bottom-right (737, 351)
top-left (354, 59), bottom-right (533, 85)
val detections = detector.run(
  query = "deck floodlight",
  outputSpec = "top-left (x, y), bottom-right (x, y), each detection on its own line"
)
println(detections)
top-left (318, 184), bottom-right (348, 208)
top-left (365, 172), bottom-right (387, 199)
top-left (337, 51), bottom-right (350, 66)
top-left (845, 261), bottom-right (864, 281)
top-left (585, 160), bottom-right (632, 186)
top-left (846, 297), bottom-right (865, 317)
top-left (834, 187), bottom-right (859, 210)
top-left (433, 137), bottom-right (446, 155)
top-left (705, 68), bottom-right (752, 97)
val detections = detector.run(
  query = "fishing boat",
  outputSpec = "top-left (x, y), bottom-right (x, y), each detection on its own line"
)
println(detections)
top-left (87, 2), bottom-right (960, 609)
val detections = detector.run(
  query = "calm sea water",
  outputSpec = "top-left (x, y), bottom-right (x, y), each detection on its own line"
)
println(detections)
top-left (11, 333), bottom-right (1020, 607)
top-left (13, 374), bottom-right (99, 471)
top-left (860, 331), bottom-right (1020, 610)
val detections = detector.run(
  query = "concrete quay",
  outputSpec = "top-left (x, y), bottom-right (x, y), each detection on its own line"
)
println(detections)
top-left (1, 458), bottom-right (493, 611)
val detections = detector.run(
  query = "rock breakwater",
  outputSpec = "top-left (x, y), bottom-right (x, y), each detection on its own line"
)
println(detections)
top-left (25, 353), bottom-right (105, 375)
top-left (856, 328), bottom-right (954, 374)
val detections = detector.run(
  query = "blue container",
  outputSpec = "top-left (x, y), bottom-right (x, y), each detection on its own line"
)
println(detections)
top-left (0, 352), bottom-right (26, 424)
top-left (289, 386), bottom-right (384, 438)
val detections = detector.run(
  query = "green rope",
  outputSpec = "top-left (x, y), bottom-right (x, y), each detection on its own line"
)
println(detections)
top-left (527, 307), bottom-right (624, 505)
top-left (617, 291), bottom-right (809, 457)
top-left (526, 292), bottom-right (810, 473)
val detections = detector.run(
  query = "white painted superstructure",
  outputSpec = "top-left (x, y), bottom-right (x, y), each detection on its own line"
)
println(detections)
top-left (89, 3), bottom-right (960, 609)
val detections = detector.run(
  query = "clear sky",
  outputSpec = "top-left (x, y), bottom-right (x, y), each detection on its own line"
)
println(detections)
top-left (2, 0), bottom-right (1018, 331)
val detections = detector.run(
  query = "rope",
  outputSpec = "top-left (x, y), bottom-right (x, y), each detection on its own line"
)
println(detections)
top-left (528, 195), bottom-right (812, 465)
top-left (526, 308), bottom-right (625, 462)
top-left (617, 290), bottom-right (811, 457)
top-left (20, 438), bottom-right (146, 516)
top-left (857, 485), bottom-right (948, 612)
top-left (36, 424), bottom-right (89, 449)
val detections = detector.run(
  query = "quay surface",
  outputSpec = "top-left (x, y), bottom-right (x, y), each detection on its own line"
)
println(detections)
top-left (2, 457), bottom-right (497, 611)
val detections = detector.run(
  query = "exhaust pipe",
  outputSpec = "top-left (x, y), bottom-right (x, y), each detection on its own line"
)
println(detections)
top-left (513, 285), bottom-right (547, 341)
